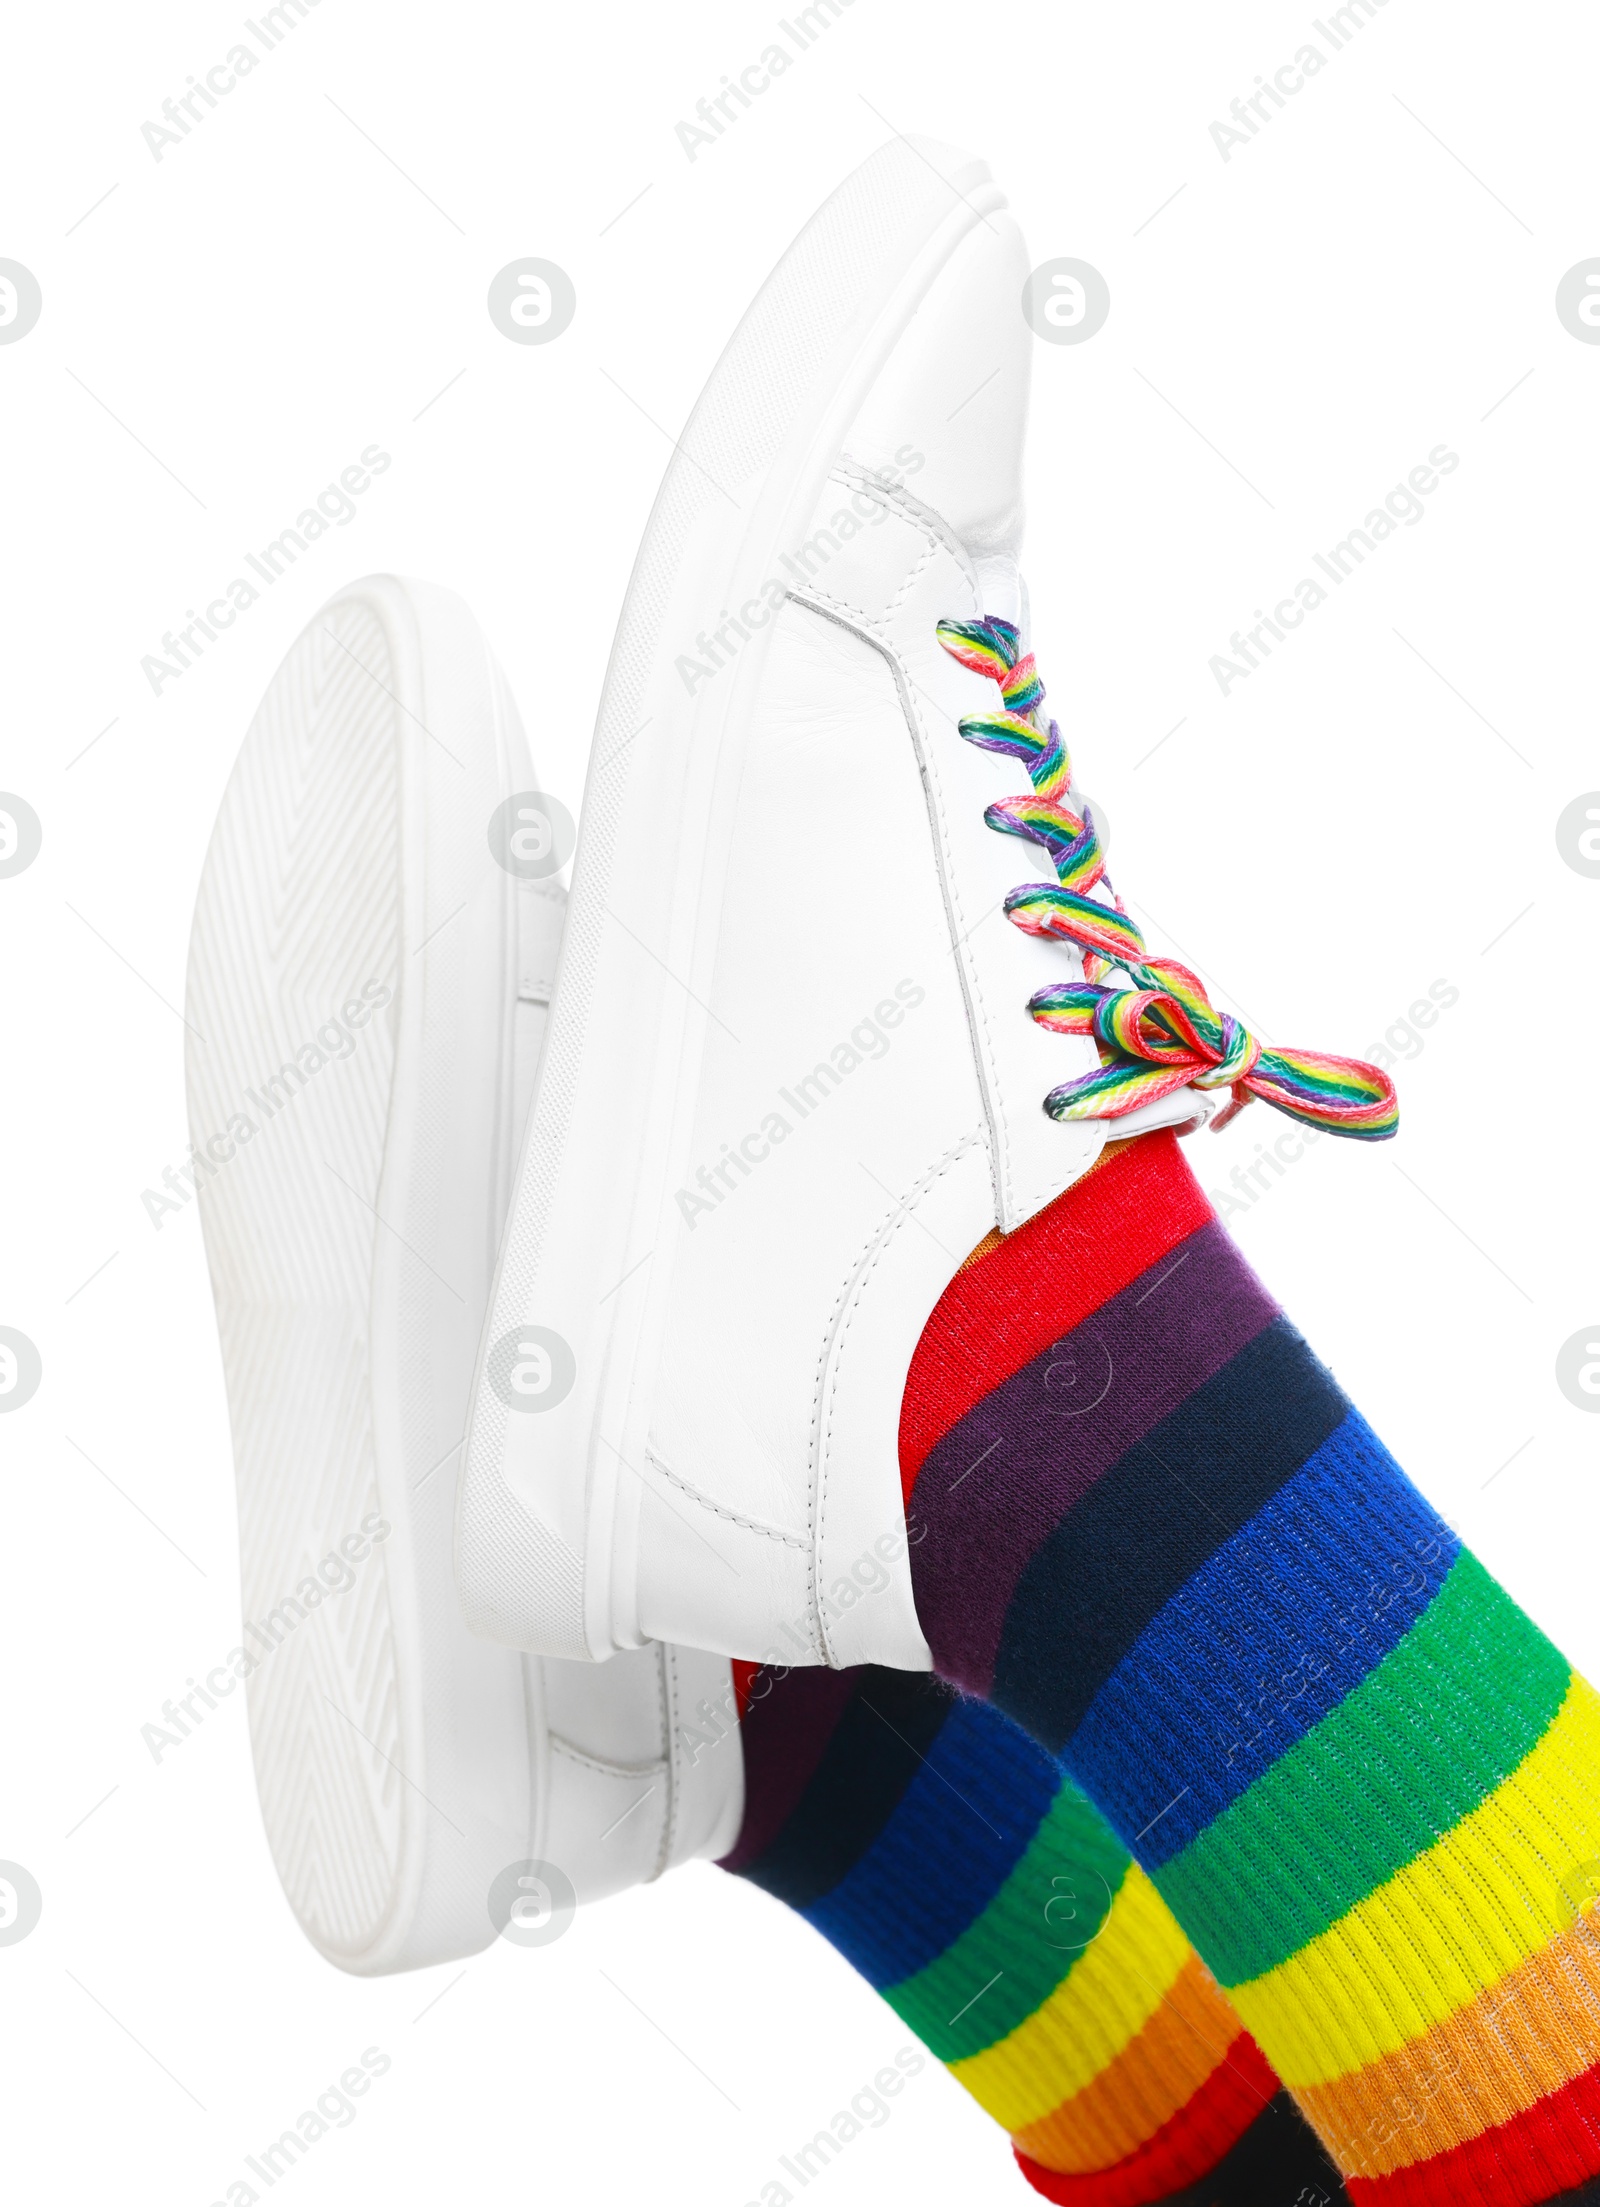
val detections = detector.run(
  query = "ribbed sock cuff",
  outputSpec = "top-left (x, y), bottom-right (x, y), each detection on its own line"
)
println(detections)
top-left (1012, 2040), bottom-right (1334, 2206)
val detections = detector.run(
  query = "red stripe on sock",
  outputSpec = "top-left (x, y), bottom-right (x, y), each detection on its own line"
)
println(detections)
top-left (730, 1659), bottom-right (760, 1720)
top-left (1013, 2032), bottom-right (1277, 2205)
top-left (899, 1131), bottom-right (1213, 1505)
top-left (1345, 2054), bottom-right (1600, 2207)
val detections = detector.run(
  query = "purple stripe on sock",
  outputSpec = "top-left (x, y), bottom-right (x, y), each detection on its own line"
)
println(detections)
top-left (718, 1666), bottom-right (858, 1873)
top-left (908, 1220), bottom-right (1278, 1697)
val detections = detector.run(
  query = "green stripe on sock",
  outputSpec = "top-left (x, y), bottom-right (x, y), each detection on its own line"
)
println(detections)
top-left (883, 1781), bottom-right (1131, 2063)
top-left (1152, 1550), bottom-right (1572, 1985)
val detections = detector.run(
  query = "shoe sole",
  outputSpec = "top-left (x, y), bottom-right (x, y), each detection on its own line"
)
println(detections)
top-left (458, 137), bottom-right (1006, 1659)
top-left (186, 575), bottom-right (549, 1972)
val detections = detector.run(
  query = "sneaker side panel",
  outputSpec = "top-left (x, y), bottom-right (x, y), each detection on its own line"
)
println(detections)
top-left (457, 139), bottom-right (1009, 1663)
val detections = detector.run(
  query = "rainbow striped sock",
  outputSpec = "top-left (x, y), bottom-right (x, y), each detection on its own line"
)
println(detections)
top-left (901, 1129), bottom-right (1600, 2205)
top-left (720, 1659), bottom-right (1346, 2203)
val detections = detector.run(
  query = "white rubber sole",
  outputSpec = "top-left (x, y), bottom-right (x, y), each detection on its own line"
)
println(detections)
top-left (186, 576), bottom-right (550, 1973)
top-left (457, 137), bottom-right (1007, 1660)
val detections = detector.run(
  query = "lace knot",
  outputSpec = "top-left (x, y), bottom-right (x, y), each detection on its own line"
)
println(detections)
top-left (935, 613), bottom-right (1398, 1142)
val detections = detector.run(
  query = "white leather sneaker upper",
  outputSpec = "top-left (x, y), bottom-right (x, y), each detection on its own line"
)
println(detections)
top-left (458, 142), bottom-right (1115, 1673)
top-left (633, 208), bottom-right (1113, 1670)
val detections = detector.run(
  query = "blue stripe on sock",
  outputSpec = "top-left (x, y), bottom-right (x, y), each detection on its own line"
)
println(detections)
top-left (800, 1694), bottom-right (1058, 1986)
top-left (1063, 1411), bottom-right (1458, 1864)
top-left (991, 1317), bottom-right (1349, 1752)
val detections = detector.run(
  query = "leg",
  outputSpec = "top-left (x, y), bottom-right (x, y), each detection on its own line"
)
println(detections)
top-left (903, 1130), bottom-right (1600, 2204)
top-left (721, 1658), bottom-right (1346, 2203)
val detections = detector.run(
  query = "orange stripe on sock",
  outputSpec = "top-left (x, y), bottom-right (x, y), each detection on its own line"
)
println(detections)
top-left (1301, 1907), bottom-right (1600, 2180)
top-left (1016, 2033), bottom-right (1279, 2204)
top-left (1345, 2050), bottom-right (1600, 2206)
top-left (1012, 1953), bottom-right (1259, 2175)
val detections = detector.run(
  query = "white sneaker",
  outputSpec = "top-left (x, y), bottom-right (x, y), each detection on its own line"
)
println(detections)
top-left (455, 139), bottom-right (1195, 1674)
top-left (186, 577), bottom-right (740, 1975)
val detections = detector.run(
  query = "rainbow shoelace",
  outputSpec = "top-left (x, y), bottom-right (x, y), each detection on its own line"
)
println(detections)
top-left (936, 613), bottom-right (1398, 1140)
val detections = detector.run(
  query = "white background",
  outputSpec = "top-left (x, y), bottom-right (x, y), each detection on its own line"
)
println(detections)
top-left (3, 1), bottom-right (1597, 2200)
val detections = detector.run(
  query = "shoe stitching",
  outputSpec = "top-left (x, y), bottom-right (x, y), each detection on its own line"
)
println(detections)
top-left (809, 1124), bottom-right (986, 1668)
top-left (794, 515), bottom-right (943, 628)
top-left (643, 1447), bottom-right (809, 1550)
top-left (785, 580), bottom-right (1012, 1223)
top-left (831, 459), bottom-right (975, 585)
top-left (801, 461), bottom-right (958, 627)
top-left (787, 581), bottom-right (884, 631)
top-left (657, 1643), bottom-right (680, 1881)
top-left (882, 535), bottom-right (945, 623)
top-left (879, 588), bottom-right (1016, 1208)
top-left (547, 1734), bottom-right (669, 1783)
top-left (785, 568), bottom-right (997, 1641)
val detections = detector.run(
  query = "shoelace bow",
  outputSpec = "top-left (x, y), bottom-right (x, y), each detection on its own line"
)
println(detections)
top-left (935, 614), bottom-right (1398, 1140)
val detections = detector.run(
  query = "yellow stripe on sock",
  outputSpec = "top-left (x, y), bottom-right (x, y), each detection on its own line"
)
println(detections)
top-left (950, 1862), bottom-right (1189, 2132)
top-left (1012, 1954), bottom-right (1249, 2175)
top-left (1230, 1671), bottom-right (1600, 2088)
top-left (1295, 1899), bottom-right (1600, 2179)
